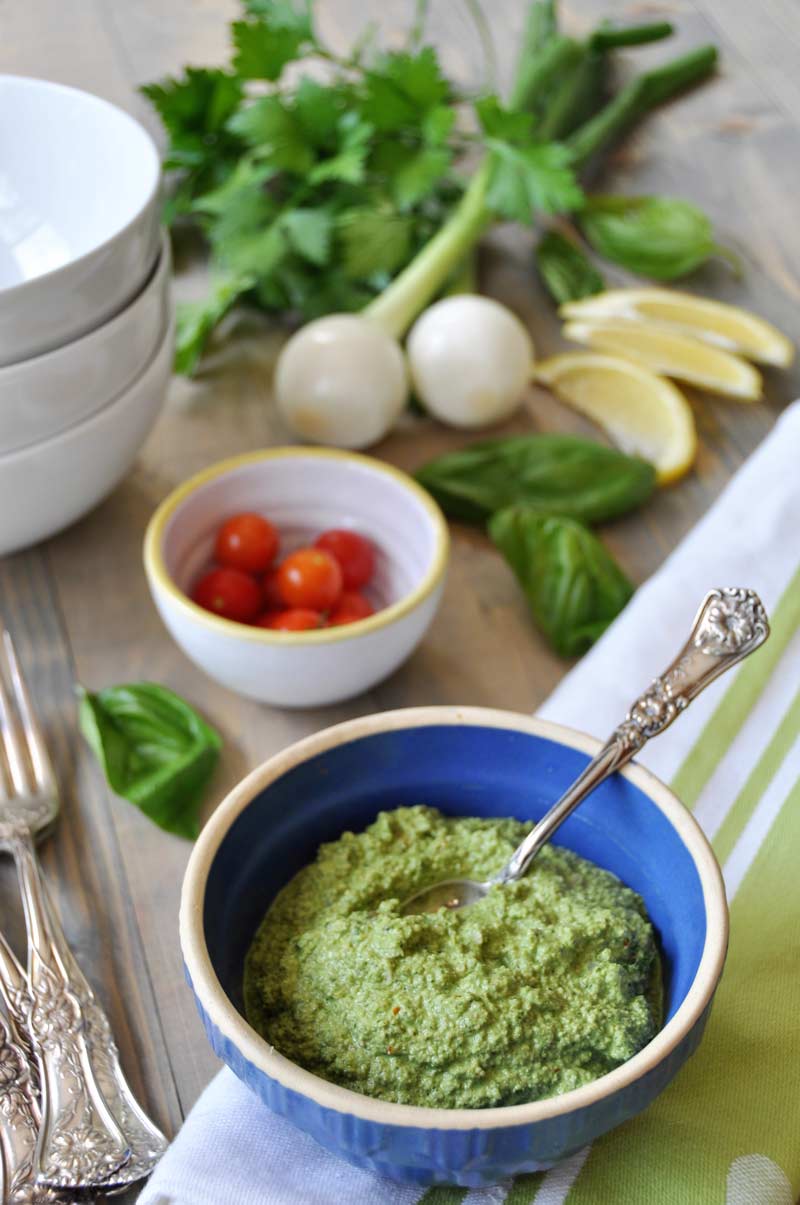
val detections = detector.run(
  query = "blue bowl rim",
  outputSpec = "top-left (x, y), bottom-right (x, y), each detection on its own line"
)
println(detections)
top-left (180, 705), bottom-right (728, 1131)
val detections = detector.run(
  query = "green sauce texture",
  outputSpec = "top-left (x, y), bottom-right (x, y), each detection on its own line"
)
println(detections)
top-left (244, 806), bottom-right (660, 1109)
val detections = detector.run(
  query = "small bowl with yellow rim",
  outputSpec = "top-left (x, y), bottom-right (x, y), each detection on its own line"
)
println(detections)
top-left (143, 448), bottom-right (449, 707)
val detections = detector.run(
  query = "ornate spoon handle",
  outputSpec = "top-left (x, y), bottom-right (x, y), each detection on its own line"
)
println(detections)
top-left (496, 587), bottom-right (770, 885)
top-left (8, 825), bottom-right (131, 1189)
top-left (42, 889), bottom-right (168, 1183)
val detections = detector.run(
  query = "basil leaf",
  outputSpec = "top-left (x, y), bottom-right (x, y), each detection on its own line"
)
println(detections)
top-left (415, 434), bottom-right (655, 525)
top-left (489, 508), bottom-right (634, 656)
top-left (78, 683), bottom-right (222, 839)
top-left (578, 194), bottom-right (721, 280)
top-left (536, 229), bottom-right (604, 303)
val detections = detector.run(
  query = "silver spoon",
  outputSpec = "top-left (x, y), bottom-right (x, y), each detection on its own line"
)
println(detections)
top-left (403, 587), bottom-right (769, 915)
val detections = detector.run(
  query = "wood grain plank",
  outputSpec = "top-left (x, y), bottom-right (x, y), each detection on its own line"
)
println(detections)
top-left (692, 0), bottom-right (800, 124)
top-left (0, 552), bottom-right (182, 1205)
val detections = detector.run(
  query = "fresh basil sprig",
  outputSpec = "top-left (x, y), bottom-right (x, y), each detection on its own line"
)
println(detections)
top-left (415, 434), bottom-right (655, 525)
top-left (536, 229), bottom-right (604, 303)
top-left (78, 683), bottom-right (222, 839)
top-left (578, 194), bottom-right (734, 280)
top-left (489, 508), bottom-right (634, 656)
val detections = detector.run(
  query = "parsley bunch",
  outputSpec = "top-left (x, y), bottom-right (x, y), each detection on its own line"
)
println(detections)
top-left (144, 0), bottom-right (718, 374)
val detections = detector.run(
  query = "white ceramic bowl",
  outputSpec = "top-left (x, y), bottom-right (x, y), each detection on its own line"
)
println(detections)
top-left (0, 75), bottom-right (161, 365)
top-left (143, 450), bottom-right (450, 707)
top-left (0, 233), bottom-right (171, 454)
top-left (0, 315), bottom-right (173, 555)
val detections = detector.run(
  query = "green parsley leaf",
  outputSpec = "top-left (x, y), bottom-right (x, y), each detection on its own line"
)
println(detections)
top-left (485, 140), bottom-right (584, 222)
top-left (475, 95), bottom-right (534, 142)
top-left (261, 264), bottom-right (373, 317)
top-left (231, 16), bottom-right (310, 81)
top-left (422, 105), bottom-right (456, 145)
top-left (337, 206), bottom-right (414, 279)
top-left (141, 67), bottom-right (243, 148)
top-left (293, 76), bottom-right (346, 147)
top-left (197, 163), bottom-right (279, 270)
top-left (309, 118), bottom-right (371, 185)
top-left (283, 208), bottom-right (333, 265)
top-left (392, 146), bottom-right (452, 208)
top-left (141, 68), bottom-right (243, 207)
top-left (174, 274), bottom-right (253, 375)
top-left (221, 217), bottom-right (289, 278)
top-left (191, 156), bottom-right (274, 218)
top-left (362, 47), bottom-right (449, 132)
top-left (227, 96), bottom-right (313, 172)
top-left (361, 73), bottom-right (418, 132)
top-left (243, 0), bottom-right (314, 41)
top-left (383, 46), bottom-right (449, 109)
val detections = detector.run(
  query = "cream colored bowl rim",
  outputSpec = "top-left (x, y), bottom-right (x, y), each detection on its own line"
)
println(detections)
top-left (180, 705), bottom-right (729, 1131)
top-left (143, 448), bottom-right (450, 646)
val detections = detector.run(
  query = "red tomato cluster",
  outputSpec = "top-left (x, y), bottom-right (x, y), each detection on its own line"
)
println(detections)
top-left (191, 513), bottom-right (377, 632)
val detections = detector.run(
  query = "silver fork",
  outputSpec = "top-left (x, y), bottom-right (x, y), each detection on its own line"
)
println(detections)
top-left (0, 929), bottom-right (69, 1204)
top-left (0, 627), bottom-right (168, 1190)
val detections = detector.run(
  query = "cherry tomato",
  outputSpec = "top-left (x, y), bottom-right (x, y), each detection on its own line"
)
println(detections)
top-left (257, 608), bottom-right (323, 631)
top-left (327, 590), bottom-right (375, 627)
top-left (261, 567), bottom-right (284, 611)
top-left (278, 548), bottom-right (342, 611)
top-left (193, 568), bottom-right (262, 623)
top-left (314, 529), bottom-right (375, 590)
top-left (215, 512), bottom-right (279, 573)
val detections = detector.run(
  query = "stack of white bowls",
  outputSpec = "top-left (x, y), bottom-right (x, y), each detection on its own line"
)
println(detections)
top-left (0, 75), bottom-right (173, 555)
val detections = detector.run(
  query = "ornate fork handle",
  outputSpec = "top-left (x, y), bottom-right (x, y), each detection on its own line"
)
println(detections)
top-left (497, 588), bottom-right (770, 885)
top-left (42, 891), bottom-right (168, 1183)
top-left (3, 824), bottom-right (131, 1190)
top-left (0, 936), bottom-right (43, 1204)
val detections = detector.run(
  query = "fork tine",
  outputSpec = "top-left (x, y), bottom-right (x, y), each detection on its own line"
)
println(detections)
top-left (0, 634), bottom-right (32, 795)
top-left (1, 629), bottom-right (55, 795)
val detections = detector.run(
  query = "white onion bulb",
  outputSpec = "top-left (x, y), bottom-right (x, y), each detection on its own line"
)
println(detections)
top-left (407, 295), bottom-right (534, 429)
top-left (275, 315), bottom-right (409, 449)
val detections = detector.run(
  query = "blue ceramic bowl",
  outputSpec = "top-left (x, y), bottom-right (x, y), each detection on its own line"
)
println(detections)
top-left (180, 707), bottom-right (728, 1187)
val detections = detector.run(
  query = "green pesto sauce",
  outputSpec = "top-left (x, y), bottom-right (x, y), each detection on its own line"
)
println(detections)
top-left (244, 806), bottom-right (660, 1110)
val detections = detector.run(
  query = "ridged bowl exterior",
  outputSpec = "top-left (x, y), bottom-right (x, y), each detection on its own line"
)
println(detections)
top-left (188, 969), bottom-right (714, 1186)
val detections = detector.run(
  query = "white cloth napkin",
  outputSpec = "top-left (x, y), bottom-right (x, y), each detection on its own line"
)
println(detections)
top-left (141, 401), bottom-right (800, 1205)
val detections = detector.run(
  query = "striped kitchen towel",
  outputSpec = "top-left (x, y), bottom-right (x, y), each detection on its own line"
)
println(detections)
top-left (140, 401), bottom-right (800, 1205)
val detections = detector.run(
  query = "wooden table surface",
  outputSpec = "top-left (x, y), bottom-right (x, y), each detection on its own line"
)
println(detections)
top-left (1, 1), bottom-right (799, 1199)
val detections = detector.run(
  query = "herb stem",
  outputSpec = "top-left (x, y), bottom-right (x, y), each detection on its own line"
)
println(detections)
top-left (537, 48), bottom-right (607, 141)
top-left (567, 44), bottom-right (718, 167)
top-left (462, 0), bottom-right (498, 93)
top-left (510, 34), bottom-right (584, 112)
top-left (442, 249), bottom-right (479, 296)
top-left (364, 159), bottom-right (492, 338)
top-left (511, 0), bottom-right (559, 105)
top-left (408, 0), bottom-right (430, 49)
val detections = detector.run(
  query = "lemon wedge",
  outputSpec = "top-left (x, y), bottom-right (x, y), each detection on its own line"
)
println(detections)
top-left (562, 318), bottom-right (762, 401)
top-left (535, 352), bottom-right (697, 485)
top-left (560, 288), bottom-right (793, 368)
